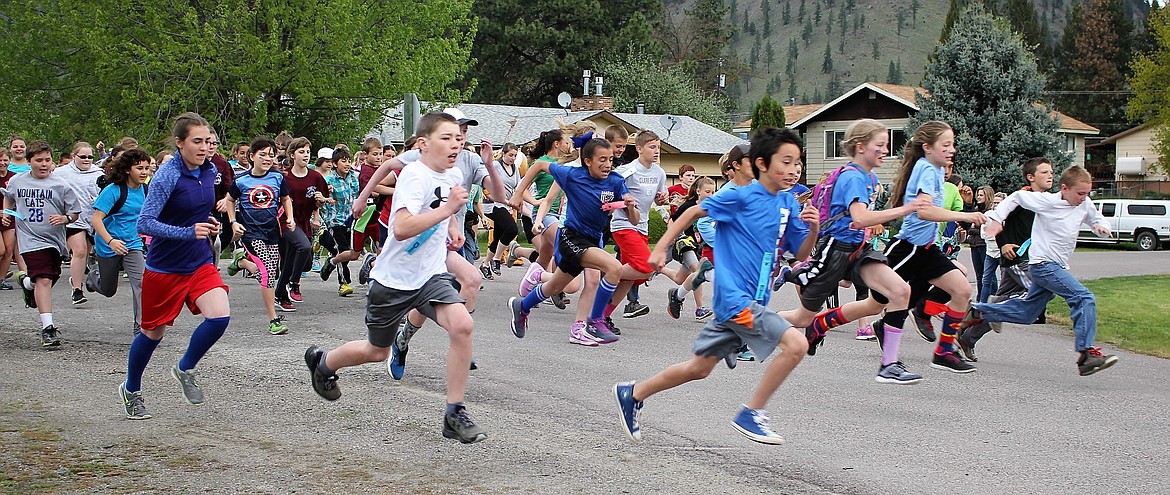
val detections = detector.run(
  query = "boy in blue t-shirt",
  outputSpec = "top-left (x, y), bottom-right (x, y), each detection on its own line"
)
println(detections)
top-left (506, 139), bottom-right (637, 347)
top-left (614, 127), bottom-right (820, 445)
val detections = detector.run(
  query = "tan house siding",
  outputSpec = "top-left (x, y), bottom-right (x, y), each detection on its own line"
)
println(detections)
top-left (803, 119), bottom-right (907, 186)
top-left (1115, 126), bottom-right (1158, 161)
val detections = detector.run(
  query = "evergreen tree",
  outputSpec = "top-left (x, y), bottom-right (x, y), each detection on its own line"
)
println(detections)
top-left (828, 73), bottom-right (844, 99)
top-left (912, 0), bottom-right (922, 22)
top-left (828, 9), bottom-right (835, 35)
top-left (941, 0), bottom-right (961, 42)
top-left (815, 3), bottom-right (823, 25)
top-left (823, 40), bottom-right (834, 73)
top-left (766, 43), bottom-right (776, 70)
top-left (1004, 0), bottom-right (1045, 49)
top-left (887, 60), bottom-right (903, 84)
top-left (839, 35), bottom-right (846, 54)
top-left (898, 10), bottom-right (906, 36)
top-left (873, 39), bottom-right (881, 60)
top-left (762, 0), bottom-right (772, 36)
top-left (1129, 6), bottom-right (1170, 173)
top-left (840, 6), bottom-right (849, 33)
top-left (803, 18), bottom-right (814, 46)
top-left (730, 0), bottom-right (739, 25)
top-left (814, 88), bottom-right (823, 102)
top-left (914, 4), bottom-right (1070, 191)
top-left (1051, 0), bottom-right (1136, 136)
top-left (751, 94), bottom-right (786, 130)
top-left (789, 78), bottom-right (798, 100)
top-left (854, 12), bottom-right (863, 34)
top-left (799, 0), bottom-right (807, 23)
top-left (783, 2), bottom-right (792, 25)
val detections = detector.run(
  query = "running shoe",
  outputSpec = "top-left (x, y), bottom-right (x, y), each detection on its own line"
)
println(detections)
top-left (289, 283), bottom-right (303, 303)
top-left (957, 330), bottom-right (979, 362)
top-left (586, 318), bottom-right (620, 344)
top-left (736, 347), bottom-right (756, 362)
top-left (442, 405), bottom-right (488, 444)
top-left (304, 346), bottom-right (341, 401)
top-left (491, 259), bottom-right (502, 276)
top-left (695, 306), bottom-right (713, 320)
top-left (226, 248), bottom-right (245, 277)
top-left (569, 320), bottom-right (600, 346)
top-left (605, 316), bottom-right (621, 335)
top-left (71, 287), bottom-right (87, 305)
top-left (623, 301), bottom-right (650, 318)
top-left (269, 316), bottom-right (289, 335)
top-left (731, 405), bottom-right (784, 445)
top-left (666, 288), bottom-right (683, 320)
top-left (505, 240), bottom-right (521, 267)
top-left (550, 291), bottom-right (567, 310)
top-left (84, 269), bottom-right (99, 293)
top-left (771, 265), bottom-right (792, 292)
top-left (320, 260), bottom-right (337, 281)
top-left (479, 262), bottom-right (494, 280)
top-left (519, 262), bottom-right (544, 297)
top-left (170, 365), bottom-right (205, 405)
top-left (875, 362), bottom-right (925, 385)
top-left (1077, 347), bottom-right (1119, 376)
top-left (871, 318), bottom-right (886, 350)
top-left (724, 352), bottom-right (738, 369)
top-left (119, 382), bottom-right (152, 420)
top-left (0, 279), bottom-right (11, 290)
top-left (508, 297), bottom-right (528, 338)
top-left (805, 326), bottom-right (826, 356)
top-left (338, 283), bottom-right (354, 297)
top-left (358, 253), bottom-right (376, 285)
top-left (388, 324), bottom-right (408, 380)
top-left (693, 258), bottom-right (714, 285)
top-left (40, 325), bottom-right (62, 348)
top-left (613, 382), bottom-right (643, 443)
top-left (276, 299), bottom-right (297, 312)
top-left (930, 351), bottom-right (976, 374)
top-left (855, 323), bottom-right (876, 341)
top-left (914, 309), bottom-right (937, 342)
top-left (18, 272), bottom-right (35, 308)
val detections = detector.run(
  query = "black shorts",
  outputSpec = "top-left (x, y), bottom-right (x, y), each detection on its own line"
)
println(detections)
top-left (23, 248), bottom-right (63, 284)
top-left (796, 237), bottom-right (887, 311)
top-left (66, 227), bottom-right (93, 245)
top-left (365, 273), bottom-right (465, 348)
top-left (884, 238), bottom-right (960, 284)
top-left (554, 226), bottom-right (600, 277)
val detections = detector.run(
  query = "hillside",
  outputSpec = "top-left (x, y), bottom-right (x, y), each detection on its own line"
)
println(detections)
top-left (671, 0), bottom-right (1152, 118)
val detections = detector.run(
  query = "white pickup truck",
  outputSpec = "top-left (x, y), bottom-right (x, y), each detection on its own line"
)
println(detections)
top-left (1077, 199), bottom-right (1170, 251)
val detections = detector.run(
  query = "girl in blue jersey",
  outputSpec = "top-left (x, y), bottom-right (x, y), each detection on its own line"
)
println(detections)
top-left (883, 121), bottom-right (987, 374)
top-left (122, 112), bottom-right (232, 420)
top-left (88, 148), bottom-right (151, 335)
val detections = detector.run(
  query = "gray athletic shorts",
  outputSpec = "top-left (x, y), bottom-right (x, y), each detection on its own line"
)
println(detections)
top-left (691, 302), bottom-right (792, 362)
top-left (365, 273), bottom-right (465, 348)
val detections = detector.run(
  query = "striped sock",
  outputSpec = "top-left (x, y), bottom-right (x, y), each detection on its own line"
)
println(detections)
top-left (811, 307), bottom-right (849, 337)
top-left (935, 307), bottom-right (966, 354)
top-left (521, 284), bottom-right (547, 313)
top-left (591, 278), bottom-right (618, 321)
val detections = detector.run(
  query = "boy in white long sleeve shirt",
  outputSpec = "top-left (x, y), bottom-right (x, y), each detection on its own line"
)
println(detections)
top-left (961, 166), bottom-right (1118, 376)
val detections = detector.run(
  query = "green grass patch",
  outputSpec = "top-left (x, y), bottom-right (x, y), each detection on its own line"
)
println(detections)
top-left (1045, 275), bottom-right (1170, 358)
top-left (1074, 242), bottom-right (1142, 252)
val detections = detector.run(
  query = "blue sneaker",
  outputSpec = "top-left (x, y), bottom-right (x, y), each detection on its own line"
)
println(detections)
top-left (731, 405), bottom-right (784, 445)
top-left (586, 318), bottom-right (619, 344)
top-left (387, 325), bottom-right (407, 380)
top-left (772, 265), bottom-right (791, 292)
top-left (508, 297), bottom-right (528, 338)
top-left (613, 382), bottom-right (643, 443)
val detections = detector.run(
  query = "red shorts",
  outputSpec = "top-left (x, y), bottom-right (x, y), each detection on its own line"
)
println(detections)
top-left (702, 245), bottom-right (714, 266)
top-left (612, 229), bottom-right (653, 283)
top-left (351, 221), bottom-right (380, 253)
top-left (141, 264), bottom-right (229, 331)
top-left (23, 248), bottom-right (63, 283)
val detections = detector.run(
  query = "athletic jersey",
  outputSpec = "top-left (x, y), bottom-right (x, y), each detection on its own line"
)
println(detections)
top-left (823, 163), bottom-right (879, 244)
top-left (371, 161), bottom-right (464, 290)
top-left (610, 159), bottom-right (667, 236)
top-left (230, 170), bottom-right (289, 243)
top-left (896, 157), bottom-right (945, 246)
top-left (1, 172), bottom-right (81, 255)
top-left (482, 158), bottom-right (519, 214)
top-left (532, 155), bottom-right (563, 214)
top-left (137, 155), bottom-right (218, 274)
top-left (701, 181), bottom-right (805, 323)
top-left (284, 168), bottom-right (328, 233)
top-left (547, 162), bottom-right (629, 242)
top-left (92, 183), bottom-right (146, 257)
top-left (938, 181), bottom-right (962, 239)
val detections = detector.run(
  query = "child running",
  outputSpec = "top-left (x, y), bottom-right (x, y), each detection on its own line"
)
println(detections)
top-left (507, 138), bottom-right (636, 345)
top-left (123, 112), bottom-right (232, 419)
top-left (781, 119), bottom-right (930, 384)
top-left (86, 148), bottom-right (151, 334)
top-left (274, 137), bottom-right (328, 310)
top-left (1, 140), bottom-right (83, 347)
top-left (961, 166), bottom-right (1118, 376)
top-left (614, 127), bottom-right (819, 445)
top-left (304, 112), bottom-right (486, 443)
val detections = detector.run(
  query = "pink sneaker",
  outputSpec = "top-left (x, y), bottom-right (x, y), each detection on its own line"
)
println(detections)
top-left (519, 262), bottom-right (545, 297)
top-left (569, 320), bottom-right (599, 346)
top-left (855, 323), bottom-right (876, 341)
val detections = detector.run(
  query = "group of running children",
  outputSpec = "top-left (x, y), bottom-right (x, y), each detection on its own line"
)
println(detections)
top-left (0, 109), bottom-right (1119, 446)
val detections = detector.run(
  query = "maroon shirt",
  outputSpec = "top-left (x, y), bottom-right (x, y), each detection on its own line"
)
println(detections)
top-left (212, 154), bottom-right (234, 200)
top-left (283, 168), bottom-right (328, 233)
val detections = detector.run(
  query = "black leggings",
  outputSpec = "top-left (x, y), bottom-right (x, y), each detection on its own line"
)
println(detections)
top-left (487, 207), bottom-right (518, 252)
top-left (276, 226), bottom-right (312, 300)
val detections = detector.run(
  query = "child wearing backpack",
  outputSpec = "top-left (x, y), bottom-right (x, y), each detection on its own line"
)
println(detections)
top-left (782, 119), bottom-right (930, 384)
top-left (86, 149), bottom-right (151, 334)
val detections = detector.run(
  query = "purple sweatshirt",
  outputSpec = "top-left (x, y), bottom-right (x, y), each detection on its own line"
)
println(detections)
top-left (137, 155), bottom-right (217, 274)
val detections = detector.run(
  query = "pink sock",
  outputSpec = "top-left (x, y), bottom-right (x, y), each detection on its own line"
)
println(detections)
top-left (604, 304), bottom-right (617, 318)
top-left (881, 324), bottom-right (904, 366)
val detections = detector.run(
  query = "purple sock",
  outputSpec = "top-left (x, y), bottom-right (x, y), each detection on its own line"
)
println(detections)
top-left (881, 324), bottom-right (904, 366)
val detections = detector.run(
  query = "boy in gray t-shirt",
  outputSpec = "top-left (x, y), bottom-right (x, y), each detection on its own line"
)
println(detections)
top-left (0, 140), bottom-right (82, 347)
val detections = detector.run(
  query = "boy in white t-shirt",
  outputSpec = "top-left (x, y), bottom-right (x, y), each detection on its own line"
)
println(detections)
top-left (304, 112), bottom-right (486, 443)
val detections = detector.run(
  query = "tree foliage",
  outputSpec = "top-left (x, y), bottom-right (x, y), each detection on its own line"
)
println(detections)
top-left (0, 0), bottom-right (476, 150)
top-left (915, 5), bottom-right (1069, 191)
top-left (1051, 0), bottom-right (1138, 137)
top-left (595, 48), bottom-right (731, 130)
top-left (750, 95), bottom-right (785, 131)
top-left (1128, 6), bottom-right (1170, 174)
top-left (468, 0), bottom-right (661, 107)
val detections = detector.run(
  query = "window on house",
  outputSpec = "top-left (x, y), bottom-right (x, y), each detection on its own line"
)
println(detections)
top-left (825, 130), bottom-right (846, 159)
top-left (890, 129), bottom-right (908, 157)
top-left (1062, 135), bottom-right (1076, 153)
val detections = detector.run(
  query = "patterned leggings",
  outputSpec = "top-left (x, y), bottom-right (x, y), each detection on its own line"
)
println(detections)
top-left (244, 239), bottom-right (281, 289)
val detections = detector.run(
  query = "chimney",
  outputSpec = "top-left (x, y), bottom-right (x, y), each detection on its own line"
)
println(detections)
top-left (582, 70), bottom-right (591, 97)
top-left (636, 102), bottom-right (645, 114)
top-left (594, 76), bottom-right (604, 97)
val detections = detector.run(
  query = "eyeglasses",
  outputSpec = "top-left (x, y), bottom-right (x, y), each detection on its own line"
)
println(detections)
top-left (75, 155), bottom-right (94, 160)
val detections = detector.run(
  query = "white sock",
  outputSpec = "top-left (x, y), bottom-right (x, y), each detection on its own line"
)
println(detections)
top-left (40, 313), bottom-right (53, 328)
top-left (676, 285), bottom-right (691, 299)
top-left (22, 275), bottom-right (34, 290)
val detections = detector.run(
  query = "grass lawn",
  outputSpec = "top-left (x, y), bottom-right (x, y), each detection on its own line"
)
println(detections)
top-left (1045, 275), bottom-right (1170, 358)
top-left (1074, 242), bottom-right (1142, 252)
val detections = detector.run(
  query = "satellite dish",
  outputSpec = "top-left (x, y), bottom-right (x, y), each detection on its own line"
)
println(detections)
top-left (557, 92), bottom-right (572, 109)
top-left (659, 115), bottom-right (682, 139)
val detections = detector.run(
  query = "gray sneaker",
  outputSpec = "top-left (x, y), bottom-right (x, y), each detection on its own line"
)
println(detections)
top-left (119, 382), bottom-right (153, 420)
top-left (170, 365), bottom-right (205, 405)
top-left (505, 240), bottom-right (521, 267)
top-left (442, 405), bottom-right (488, 444)
top-left (875, 362), bottom-right (925, 385)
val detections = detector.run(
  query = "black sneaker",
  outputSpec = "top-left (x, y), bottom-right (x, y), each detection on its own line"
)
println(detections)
top-left (319, 261), bottom-right (336, 281)
top-left (479, 262), bottom-right (494, 280)
top-left (304, 346), bottom-right (341, 401)
top-left (930, 351), bottom-right (976, 374)
top-left (71, 287), bottom-right (87, 305)
top-left (871, 318), bottom-right (886, 350)
top-left (18, 272), bottom-right (35, 308)
top-left (1077, 347), bottom-right (1118, 376)
top-left (623, 301), bottom-right (650, 318)
top-left (805, 326), bottom-right (825, 356)
top-left (605, 316), bottom-right (621, 335)
top-left (665, 288), bottom-right (683, 320)
top-left (551, 291), bottom-right (567, 310)
top-left (40, 325), bottom-right (62, 348)
top-left (490, 259), bottom-right (502, 276)
top-left (914, 309), bottom-right (936, 342)
top-left (957, 331), bottom-right (979, 362)
top-left (358, 254), bottom-right (375, 285)
top-left (442, 405), bottom-right (487, 444)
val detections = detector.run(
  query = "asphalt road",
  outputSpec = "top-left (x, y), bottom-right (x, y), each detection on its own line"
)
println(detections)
top-left (1, 248), bottom-right (1168, 494)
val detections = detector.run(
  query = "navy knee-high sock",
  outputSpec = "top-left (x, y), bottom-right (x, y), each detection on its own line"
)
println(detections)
top-left (178, 316), bottom-right (230, 371)
top-left (125, 332), bottom-right (162, 392)
top-left (590, 278), bottom-right (618, 321)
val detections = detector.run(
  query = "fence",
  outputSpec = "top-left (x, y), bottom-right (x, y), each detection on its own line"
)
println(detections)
top-left (1091, 180), bottom-right (1170, 199)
